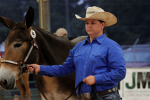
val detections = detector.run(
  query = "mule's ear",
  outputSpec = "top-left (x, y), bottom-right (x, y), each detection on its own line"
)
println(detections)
top-left (0, 16), bottom-right (17, 29)
top-left (22, 6), bottom-right (34, 29)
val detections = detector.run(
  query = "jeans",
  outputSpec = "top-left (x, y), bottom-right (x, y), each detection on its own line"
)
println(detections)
top-left (77, 90), bottom-right (121, 100)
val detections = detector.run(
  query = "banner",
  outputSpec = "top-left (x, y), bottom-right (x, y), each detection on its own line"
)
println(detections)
top-left (118, 68), bottom-right (150, 100)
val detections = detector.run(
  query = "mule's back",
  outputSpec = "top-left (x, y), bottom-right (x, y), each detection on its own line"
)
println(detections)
top-left (71, 36), bottom-right (88, 44)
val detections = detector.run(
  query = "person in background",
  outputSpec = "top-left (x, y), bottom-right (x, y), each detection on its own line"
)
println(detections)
top-left (54, 28), bottom-right (68, 38)
top-left (27, 6), bottom-right (126, 100)
top-left (12, 89), bottom-right (20, 100)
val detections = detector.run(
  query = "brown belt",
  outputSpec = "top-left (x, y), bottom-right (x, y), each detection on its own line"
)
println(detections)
top-left (78, 87), bottom-right (118, 100)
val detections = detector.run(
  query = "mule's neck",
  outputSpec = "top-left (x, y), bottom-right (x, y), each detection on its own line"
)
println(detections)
top-left (32, 25), bottom-right (75, 65)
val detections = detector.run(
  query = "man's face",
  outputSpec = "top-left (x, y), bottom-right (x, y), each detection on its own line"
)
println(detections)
top-left (85, 19), bottom-right (105, 37)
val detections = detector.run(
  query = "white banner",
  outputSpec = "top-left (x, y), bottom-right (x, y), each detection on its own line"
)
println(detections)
top-left (119, 68), bottom-right (150, 100)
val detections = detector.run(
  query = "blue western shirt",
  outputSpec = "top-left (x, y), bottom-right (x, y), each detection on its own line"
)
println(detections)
top-left (39, 33), bottom-right (126, 94)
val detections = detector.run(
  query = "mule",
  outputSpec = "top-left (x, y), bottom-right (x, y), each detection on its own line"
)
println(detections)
top-left (0, 6), bottom-right (84, 100)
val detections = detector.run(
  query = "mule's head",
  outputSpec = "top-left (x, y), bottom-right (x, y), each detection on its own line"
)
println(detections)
top-left (0, 7), bottom-right (38, 90)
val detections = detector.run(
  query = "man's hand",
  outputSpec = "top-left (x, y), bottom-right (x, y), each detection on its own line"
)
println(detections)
top-left (83, 75), bottom-right (96, 85)
top-left (27, 64), bottom-right (40, 74)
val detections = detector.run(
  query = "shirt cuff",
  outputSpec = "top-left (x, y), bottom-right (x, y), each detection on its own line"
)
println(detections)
top-left (94, 74), bottom-right (103, 84)
top-left (38, 65), bottom-right (51, 76)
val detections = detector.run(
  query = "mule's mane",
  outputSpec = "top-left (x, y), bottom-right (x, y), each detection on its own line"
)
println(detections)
top-left (32, 25), bottom-right (75, 65)
top-left (33, 25), bottom-right (72, 46)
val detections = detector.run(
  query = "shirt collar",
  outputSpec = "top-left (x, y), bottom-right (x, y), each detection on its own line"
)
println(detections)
top-left (83, 33), bottom-right (106, 45)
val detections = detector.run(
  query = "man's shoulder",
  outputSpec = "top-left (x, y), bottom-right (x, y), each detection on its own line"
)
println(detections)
top-left (105, 37), bottom-right (119, 45)
top-left (74, 40), bottom-right (85, 47)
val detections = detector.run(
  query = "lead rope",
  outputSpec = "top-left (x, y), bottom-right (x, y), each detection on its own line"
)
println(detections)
top-left (65, 81), bottom-right (98, 100)
top-left (65, 81), bottom-right (84, 100)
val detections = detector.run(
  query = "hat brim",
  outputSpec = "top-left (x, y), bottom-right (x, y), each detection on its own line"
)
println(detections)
top-left (75, 12), bottom-right (117, 27)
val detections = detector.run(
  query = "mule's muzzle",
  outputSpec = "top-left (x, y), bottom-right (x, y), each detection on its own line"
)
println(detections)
top-left (0, 79), bottom-right (15, 90)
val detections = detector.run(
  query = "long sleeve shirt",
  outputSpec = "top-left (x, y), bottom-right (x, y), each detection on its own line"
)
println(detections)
top-left (39, 33), bottom-right (126, 94)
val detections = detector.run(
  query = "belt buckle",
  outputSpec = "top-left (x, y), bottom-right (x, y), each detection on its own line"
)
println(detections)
top-left (81, 92), bottom-right (91, 99)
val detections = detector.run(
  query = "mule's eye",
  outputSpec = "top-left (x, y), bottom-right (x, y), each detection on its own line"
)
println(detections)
top-left (14, 43), bottom-right (22, 48)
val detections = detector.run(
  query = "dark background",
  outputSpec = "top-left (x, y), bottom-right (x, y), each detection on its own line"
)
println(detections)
top-left (0, 0), bottom-right (150, 45)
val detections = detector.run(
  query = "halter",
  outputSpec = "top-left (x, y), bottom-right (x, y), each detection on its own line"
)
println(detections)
top-left (1, 29), bottom-right (39, 75)
top-left (1, 29), bottom-right (48, 100)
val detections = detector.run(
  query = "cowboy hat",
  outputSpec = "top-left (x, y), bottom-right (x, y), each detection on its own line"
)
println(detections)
top-left (75, 6), bottom-right (117, 27)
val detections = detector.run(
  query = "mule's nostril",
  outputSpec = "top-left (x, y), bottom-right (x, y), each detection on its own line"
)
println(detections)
top-left (3, 79), bottom-right (7, 86)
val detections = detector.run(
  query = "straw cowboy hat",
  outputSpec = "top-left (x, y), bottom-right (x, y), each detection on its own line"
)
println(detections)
top-left (54, 28), bottom-right (68, 37)
top-left (75, 6), bottom-right (117, 26)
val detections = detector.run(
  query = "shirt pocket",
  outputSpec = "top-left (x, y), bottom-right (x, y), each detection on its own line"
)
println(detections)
top-left (92, 53), bottom-right (107, 67)
top-left (73, 53), bottom-right (82, 65)
top-left (74, 53), bottom-right (81, 57)
top-left (92, 54), bottom-right (102, 61)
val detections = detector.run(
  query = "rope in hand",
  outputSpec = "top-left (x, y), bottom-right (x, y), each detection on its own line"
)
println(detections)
top-left (65, 81), bottom-right (97, 100)
top-left (65, 81), bottom-right (84, 100)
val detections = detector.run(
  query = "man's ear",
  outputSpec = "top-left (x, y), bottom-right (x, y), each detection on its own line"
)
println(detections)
top-left (102, 22), bottom-right (105, 29)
